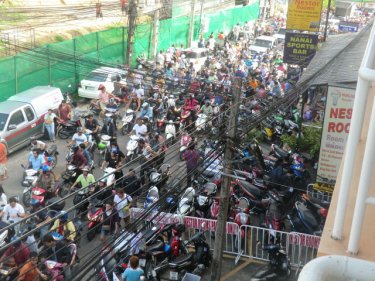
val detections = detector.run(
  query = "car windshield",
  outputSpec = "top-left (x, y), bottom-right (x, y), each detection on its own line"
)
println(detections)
top-left (184, 51), bottom-right (206, 59)
top-left (85, 71), bottom-right (108, 82)
top-left (254, 39), bottom-right (272, 48)
top-left (0, 113), bottom-right (9, 131)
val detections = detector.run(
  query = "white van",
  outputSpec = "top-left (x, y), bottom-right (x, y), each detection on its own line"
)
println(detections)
top-left (182, 48), bottom-right (209, 72)
top-left (249, 36), bottom-right (278, 54)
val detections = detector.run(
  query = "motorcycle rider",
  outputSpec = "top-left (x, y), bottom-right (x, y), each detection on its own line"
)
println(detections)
top-left (69, 146), bottom-right (88, 178)
top-left (131, 118), bottom-right (148, 140)
top-left (166, 105), bottom-right (180, 132)
top-left (27, 149), bottom-right (45, 171)
top-left (101, 118), bottom-right (116, 139)
top-left (0, 236), bottom-right (30, 279)
top-left (138, 139), bottom-right (158, 185)
top-left (70, 166), bottom-right (95, 192)
top-left (84, 114), bottom-right (100, 144)
top-left (139, 102), bottom-right (153, 121)
top-left (200, 100), bottom-right (214, 116)
top-left (121, 169), bottom-right (141, 206)
top-left (36, 165), bottom-right (56, 198)
top-left (17, 251), bottom-right (48, 281)
top-left (68, 127), bottom-right (88, 148)
top-left (79, 143), bottom-right (92, 167)
top-left (98, 84), bottom-right (115, 117)
top-left (29, 199), bottom-right (52, 237)
top-left (50, 211), bottom-right (76, 242)
top-left (0, 197), bottom-right (26, 225)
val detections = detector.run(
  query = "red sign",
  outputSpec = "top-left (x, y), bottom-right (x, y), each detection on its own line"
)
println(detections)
top-left (289, 233), bottom-right (320, 249)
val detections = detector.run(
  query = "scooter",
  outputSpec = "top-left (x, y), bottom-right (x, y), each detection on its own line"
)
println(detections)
top-left (176, 187), bottom-right (195, 216)
top-left (144, 186), bottom-right (159, 210)
top-left (165, 120), bottom-right (177, 145)
top-left (87, 199), bottom-right (104, 241)
top-left (195, 113), bottom-right (208, 133)
top-left (21, 165), bottom-right (38, 188)
top-left (168, 229), bottom-right (211, 280)
top-left (250, 244), bottom-right (291, 281)
top-left (126, 135), bottom-right (140, 162)
top-left (57, 119), bottom-right (83, 140)
top-left (58, 164), bottom-right (79, 197)
top-left (121, 109), bottom-right (136, 135)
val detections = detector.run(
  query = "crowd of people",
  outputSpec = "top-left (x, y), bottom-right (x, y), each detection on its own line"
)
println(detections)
top-left (0, 16), bottom-right (298, 281)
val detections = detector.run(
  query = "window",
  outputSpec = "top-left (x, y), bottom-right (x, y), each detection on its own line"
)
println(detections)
top-left (85, 71), bottom-right (108, 82)
top-left (24, 107), bottom-right (35, 122)
top-left (8, 110), bottom-right (25, 129)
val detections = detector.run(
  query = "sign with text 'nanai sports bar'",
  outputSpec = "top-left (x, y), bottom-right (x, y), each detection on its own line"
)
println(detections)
top-left (283, 33), bottom-right (318, 67)
top-left (316, 86), bottom-right (356, 188)
top-left (286, 0), bottom-right (322, 32)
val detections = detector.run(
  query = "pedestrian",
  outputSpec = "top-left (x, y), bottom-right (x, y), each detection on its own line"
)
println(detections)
top-left (182, 144), bottom-right (200, 187)
top-left (100, 200), bottom-right (120, 245)
top-left (0, 140), bottom-right (8, 181)
top-left (44, 108), bottom-right (57, 142)
top-left (96, 1), bottom-right (103, 18)
top-left (0, 185), bottom-right (7, 207)
top-left (120, 0), bottom-right (126, 15)
top-left (114, 188), bottom-right (132, 228)
top-left (122, 256), bottom-right (144, 281)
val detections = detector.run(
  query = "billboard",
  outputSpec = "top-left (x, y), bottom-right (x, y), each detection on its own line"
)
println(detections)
top-left (338, 21), bottom-right (360, 32)
top-left (316, 86), bottom-right (356, 189)
top-left (286, 0), bottom-right (322, 31)
top-left (283, 33), bottom-right (318, 67)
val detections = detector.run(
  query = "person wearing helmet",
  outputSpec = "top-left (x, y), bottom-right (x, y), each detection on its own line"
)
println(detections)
top-left (0, 236), bottom-right (30, 279)
top-left (36, 165), bottom-right (56, 197)
top-left (50, 210), bottom-right (77, 242)
top-left (101, 117), bottom-right (116, 139)
top-left (71, 166), bottom-right (95, 192)
top-left (68, 127), bottom-right (88, 148)
top-left (139, 102), bottom-right (153, 121)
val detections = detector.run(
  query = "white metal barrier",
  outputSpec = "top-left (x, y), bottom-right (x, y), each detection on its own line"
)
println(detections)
top-left (129, 208), bottom-right (320, 267)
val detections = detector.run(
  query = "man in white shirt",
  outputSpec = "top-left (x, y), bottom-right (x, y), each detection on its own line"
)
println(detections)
top-left (0, 197), bottom-right (26, 224)
top-left (68, 127), bottom-right (88, 147)
top-left (131, 118), bottom-right (148, 139)
top-left (135, 85), bottom-right (145, 101)
top-left (114, 188), bottom-right (133, 227)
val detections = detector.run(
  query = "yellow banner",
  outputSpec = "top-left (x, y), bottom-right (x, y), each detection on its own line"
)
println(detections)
top-left (286, 0), bottom-right (322, 32)
top-left (314, 182), bottom-right (335, 193)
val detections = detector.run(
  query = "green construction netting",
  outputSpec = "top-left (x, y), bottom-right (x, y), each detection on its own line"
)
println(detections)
top-left (0, 2), bottom-right (259, 101)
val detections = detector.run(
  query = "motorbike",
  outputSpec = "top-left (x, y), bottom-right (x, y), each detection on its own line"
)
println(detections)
top-left (28, 143), bottom-right (59, 169)
top-left (104, 106), bottom-right (119, 129)
top-left (176, 187), bottom-right (195, 216)
top-left (148, 164), bottom-right (171, 190)
top-left (21, 165), bottom-right (38, 188)
top-left (250, 244), bottom-right (291, 281)
top-left (168, 228), bottom-right (211, 280)
top-left (126, 135), bottom-right (140, 162)
top-left (287, 201), bottom-right (324, 236)
top-left (58, 164), bottom-right (79, 197)
top-left (57, 119), bottom-right (83, 140)
top-left (269, 144), bottom-right (290, 161)
top-left (87, 199), bottom-right (104, 241)
top-left (121, 109), bottom-right (136, 135)
top-left (98, 134), bottom-right (112, 166)
top-left (144, 186), bottom-right (160, 210)
top-left (165, 120), bottom-right (177, 145)
top-left (195, 113), bottom-right (208, 134)
top-left (22, 183), bottom-right (65, 210)
top-left (193, 182), bottom-right (217, 218)
top-left (234, 197), bottom-right (251, 242)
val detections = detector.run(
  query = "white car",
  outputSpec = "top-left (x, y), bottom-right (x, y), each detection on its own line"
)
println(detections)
top-left (249, 35), bottom-right (277, 54)
top-left (273, 28), bottom-right (286, 44)
top-left (78, 67), bottom-right (127, 99)
top-left (182, 48), bottom-right (208, 72)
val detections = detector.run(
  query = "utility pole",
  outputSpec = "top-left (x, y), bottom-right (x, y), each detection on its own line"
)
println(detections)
top-left (151, 0), bottom-right (160, 58)
top-left (211, 76), bottom-right (242, 281)
top-left (126, 0), bottom-right (137, 66)
top-left (323, 0), bottom-right (332, 42)
top-left (188, 0), bottom-right (197, 47)
top-left (198, 0), bottom-right (204, 38)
